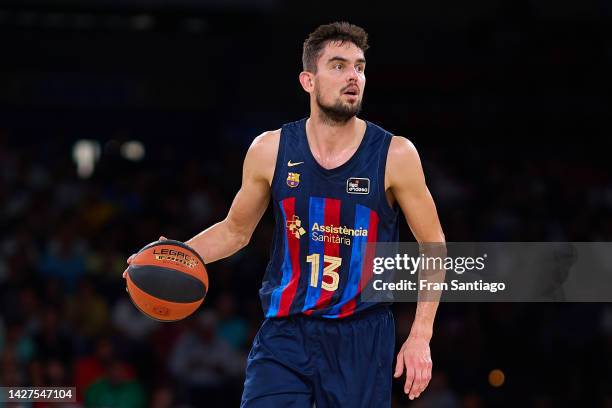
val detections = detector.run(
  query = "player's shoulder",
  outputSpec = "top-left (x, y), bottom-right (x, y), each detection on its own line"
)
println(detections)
top-left (251, 128), bottom-right (281, 147)
top-left (388, 135), bottom-right (419, 161)
top-left (385, 135), bottom-right (423, 189)
top-left (248, 129), bottom-right (281, 158)
top-left (244, 129), bottom-right (281, 183)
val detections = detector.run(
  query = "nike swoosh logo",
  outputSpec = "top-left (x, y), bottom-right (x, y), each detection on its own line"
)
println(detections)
top-left (288, 161), bottom-right (304, 167)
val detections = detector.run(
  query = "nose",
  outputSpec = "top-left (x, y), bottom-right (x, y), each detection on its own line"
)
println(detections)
top-left (346, 66), bottom-right (359, 82)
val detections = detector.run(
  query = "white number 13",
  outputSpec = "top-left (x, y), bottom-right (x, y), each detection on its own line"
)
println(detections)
top-left (306, 254), bottom-right (342, 292)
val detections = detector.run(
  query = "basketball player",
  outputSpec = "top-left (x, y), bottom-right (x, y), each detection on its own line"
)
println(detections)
top-left (126, 22), bottom-right (445, 407)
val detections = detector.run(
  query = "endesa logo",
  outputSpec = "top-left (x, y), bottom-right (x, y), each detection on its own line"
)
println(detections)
top-left (346, 177), bottom-right (370, 194)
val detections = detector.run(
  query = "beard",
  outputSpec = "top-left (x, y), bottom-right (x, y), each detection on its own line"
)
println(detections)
top-left (315, 88), bottom-right (362, 125)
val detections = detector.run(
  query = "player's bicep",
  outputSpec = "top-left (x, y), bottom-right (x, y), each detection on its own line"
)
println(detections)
top-left (388, 137), bottom-right (445, 243)
top-left (226, 177), bottom-right (270, 236)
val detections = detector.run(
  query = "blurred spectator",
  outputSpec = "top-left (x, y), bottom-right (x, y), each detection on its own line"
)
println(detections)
top-left (39, 223), bottom-right (87, 294)
top-left (33, 307), bottom-right (72, 365)
top-left (1, 346), bottom-right (24, 386)
top-left (86, 242), bottom-right (127, 282)
top-left (79, 187), bottom-right (118, 233)
top-left (111, 296), bottom-right (158, 342)
top-left (188, 187), bottom-right (213, 225)
top-left (150, 385), bottom-right (176, 408)
top-left (169, 310), bottom-right (245, 405)
top-left (74, 337), bottom-right (115, 402)
top-left (65, 279), bottom-right (110, 339)
top-left (45, 357), bottom-right (70, 386)
top-left (19, 287), bottom-right (42, 333)
top-left (0, 226), bottom-right (40, 287)
top-left (3, 322), bottom-right (36, 366)
top-left (41, 278), bottom-right (68, 307)
top-left (29, 358), bottom-right (45, 387)
top-left (84, 358), bottom-right (145, 408)
top-left (216, 291), bottom-right (248, 350)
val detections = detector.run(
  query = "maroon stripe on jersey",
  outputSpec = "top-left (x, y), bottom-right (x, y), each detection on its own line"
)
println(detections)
top-left (277, 197), bottom-right (302, 316)
top-left (310, 197), bottom-right (341, 312)
top-left (338, 209), bottom-right (379, 317)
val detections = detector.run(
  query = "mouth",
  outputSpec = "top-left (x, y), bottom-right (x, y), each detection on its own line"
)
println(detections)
top-left (342, 86), bottom-right (360, 97)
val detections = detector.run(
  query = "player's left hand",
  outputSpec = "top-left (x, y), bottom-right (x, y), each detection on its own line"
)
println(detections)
top-left (394, 335), bottom-right (432, 400)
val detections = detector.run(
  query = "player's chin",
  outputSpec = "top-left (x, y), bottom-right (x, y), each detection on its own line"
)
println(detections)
top-left (340, 98), bottom-right (360, 108)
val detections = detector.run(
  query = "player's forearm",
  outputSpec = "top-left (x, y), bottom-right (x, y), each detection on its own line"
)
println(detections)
top-left (186, 218), bottom-right (250, 264)
top-left (409, 301), bottom-right (438, 341)
top-left (409, 241), bottom-right (446, 341)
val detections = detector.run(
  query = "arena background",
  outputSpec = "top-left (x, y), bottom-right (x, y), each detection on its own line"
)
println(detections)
top-left (1, 0), bottom-right (611, 406)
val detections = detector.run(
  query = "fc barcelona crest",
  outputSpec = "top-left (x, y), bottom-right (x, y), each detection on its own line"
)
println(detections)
top-left (287, 172), bottom-right (300, 188)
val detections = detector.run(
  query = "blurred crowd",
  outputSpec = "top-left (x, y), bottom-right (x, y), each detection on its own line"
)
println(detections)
top-left (0, 132), bottom-right (256, 407)
top-left (1, 126), bottom-right (611, 407)
top-left (1, 0), bottom-right (612, 405)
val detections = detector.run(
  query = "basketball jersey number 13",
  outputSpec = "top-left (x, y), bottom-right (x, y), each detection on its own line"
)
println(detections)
top-left (261, 118), bottom-right (399, 319)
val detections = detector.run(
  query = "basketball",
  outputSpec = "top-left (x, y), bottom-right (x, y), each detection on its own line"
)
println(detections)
top-left (125, 239), bottom-right (208, 322)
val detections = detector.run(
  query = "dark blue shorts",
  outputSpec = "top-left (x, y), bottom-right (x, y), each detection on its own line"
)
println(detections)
top-left (241, 306), bottom-right (395, 408)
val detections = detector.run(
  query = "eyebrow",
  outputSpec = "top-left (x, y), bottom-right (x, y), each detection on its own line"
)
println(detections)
top-left (328, 56), bottom-right (367, 64)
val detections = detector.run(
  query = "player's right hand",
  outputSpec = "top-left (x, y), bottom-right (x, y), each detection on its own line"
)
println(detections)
top-left (123, 254), bottom-right (135, 279)
top-left (123, 236), bottom-right (168, 279)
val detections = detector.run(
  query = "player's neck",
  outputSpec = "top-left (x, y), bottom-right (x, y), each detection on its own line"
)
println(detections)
top-left (306, 115), bottom-right (365, 156)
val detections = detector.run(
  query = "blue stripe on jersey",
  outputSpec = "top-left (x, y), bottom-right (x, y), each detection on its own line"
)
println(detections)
top-left (266, 202), bottom-right (292, 318)
top-left (326, 204), bottom-right (371, 317)
top-left (302, 197), bottom-right (325, 312)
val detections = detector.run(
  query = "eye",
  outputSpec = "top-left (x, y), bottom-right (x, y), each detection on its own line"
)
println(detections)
top-left (356, 65), bottom-right (365, 73)
top-left (334, 63), bottom-right (343, 70)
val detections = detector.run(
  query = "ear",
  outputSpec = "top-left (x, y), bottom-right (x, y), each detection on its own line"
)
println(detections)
top-left (299, 71), bottom-right (314, 93)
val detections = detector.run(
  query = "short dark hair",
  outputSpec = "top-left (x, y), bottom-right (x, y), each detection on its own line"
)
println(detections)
top-left (302, 22), bottom-right (369, 73)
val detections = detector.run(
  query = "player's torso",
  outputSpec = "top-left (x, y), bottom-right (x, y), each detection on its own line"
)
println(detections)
top-left (261, 118), bottom-right (399, 319)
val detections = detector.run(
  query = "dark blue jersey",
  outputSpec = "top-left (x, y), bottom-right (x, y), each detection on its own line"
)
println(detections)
top-left (260, 118), bottom-right (399, 318)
